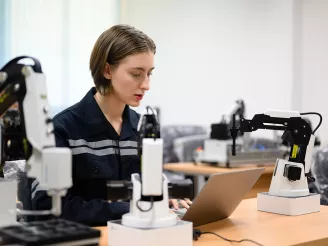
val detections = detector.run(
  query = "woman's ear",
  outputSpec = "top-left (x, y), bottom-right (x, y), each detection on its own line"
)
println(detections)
top-left (104, 63), bottom-right (112, 80)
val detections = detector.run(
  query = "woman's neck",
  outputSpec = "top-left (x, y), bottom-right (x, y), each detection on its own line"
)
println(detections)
top-left (94, 91), bottom-right (126, 122)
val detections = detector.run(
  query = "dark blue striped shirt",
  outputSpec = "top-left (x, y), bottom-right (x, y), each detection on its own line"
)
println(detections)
top-left (32, 87), bottom-right (141, 226)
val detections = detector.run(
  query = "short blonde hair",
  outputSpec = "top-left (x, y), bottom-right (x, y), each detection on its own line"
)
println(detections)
top-left (89, 24), bottom-right (156, 95)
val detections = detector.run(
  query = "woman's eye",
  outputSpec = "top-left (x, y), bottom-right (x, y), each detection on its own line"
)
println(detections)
top-left (131, 73), bottom-right (141, 77)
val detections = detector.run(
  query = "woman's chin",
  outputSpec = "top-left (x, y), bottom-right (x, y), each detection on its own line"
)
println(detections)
top-left (127, 100), bottom-right (141, 107)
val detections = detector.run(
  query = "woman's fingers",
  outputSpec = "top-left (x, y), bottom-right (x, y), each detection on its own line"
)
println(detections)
top-left (170, 199), bottom-right (179, 210)
top-left (184, 198), bottom-right (193, 205)
top-left (180, 199), bottom-right (190, 209)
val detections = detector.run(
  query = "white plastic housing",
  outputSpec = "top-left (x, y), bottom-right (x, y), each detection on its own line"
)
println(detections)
top-left (258, 192), bottom-right (320, 216)
top-left (304, 135), bottom-right (315, 174)
top-left (122, 174), bottom-right (177, 229)
top-left (142, 138), bottom-right (163, 196)
top-left (264, 110), bottom-right (301, 118)
top-left (23, 67), bottom-right (55, 151)
top-left (108, 220), bottom-right (192, 246)
top-left (203, 139), bottom-right (228, 163)
top-left (41, 147), bottom-right (72, 190)
top-left (0, 179), bottom-right (17, 227)
top-left (269, 159), bottom-right (309, 197)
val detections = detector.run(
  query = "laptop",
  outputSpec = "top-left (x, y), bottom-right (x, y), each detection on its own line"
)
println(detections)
top-left (174, 168), bottom-right (265, 227)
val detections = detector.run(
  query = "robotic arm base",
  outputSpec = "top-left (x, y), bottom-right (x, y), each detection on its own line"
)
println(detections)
top-left (121, 173), bottom-right (177, 229)
top-left (268, 159), bottom-right (309, 197)
top-left (258, 159), bottom-right (320, 216)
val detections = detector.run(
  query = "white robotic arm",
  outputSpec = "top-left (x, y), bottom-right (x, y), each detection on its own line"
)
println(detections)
top-left (0, 56), bottom-right (72, 217)
top-left (107, 107), bottom-right (193, 246)
top-left (122, 106), bottom-right (178, 228)
top-left (230, 109), bottom-right (322, 197)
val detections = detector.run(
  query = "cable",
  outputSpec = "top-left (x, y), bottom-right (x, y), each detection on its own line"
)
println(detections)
top-left (145, 106), bottom-right (159, 141)
top-left (193, 229), bottom-right (264, 246)
top-left (300, 112), bottom-right (322, 134)
top-left (136, 197), bottom-right (154, 212)
top-left (146, 105), bottom-right (155, 115)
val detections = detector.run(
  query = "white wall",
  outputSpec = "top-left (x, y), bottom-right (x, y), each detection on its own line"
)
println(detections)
top-left (294, 0), bottom-right (328, 144)
top-left (8, 0), bottom-right (120, 113)
top-left (10, 0), bottom-right (326, 143)
top-left (121, 0), bottom-right (294, 138)
top-left (65, 0), bottom-right (121, 106)
top-left (9, 0), bottom-right (67, 108)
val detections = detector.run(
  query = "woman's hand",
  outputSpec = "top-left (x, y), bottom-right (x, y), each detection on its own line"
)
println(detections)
top-left (169, 198), bottom-right (193, 210)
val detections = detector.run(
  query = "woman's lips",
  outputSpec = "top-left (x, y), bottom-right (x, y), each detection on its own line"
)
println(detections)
top-left (134, 94), bottom-right (143, 101)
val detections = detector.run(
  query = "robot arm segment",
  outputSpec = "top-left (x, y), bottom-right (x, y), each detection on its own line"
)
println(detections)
top-left (230, 110), bottom-right (322, 179)
top-left (137, 106), bottom-right (163, 205)
top-left (113, 106), bottom-right (193, 229)
top-left (0, 56), bottom-right (72, 217)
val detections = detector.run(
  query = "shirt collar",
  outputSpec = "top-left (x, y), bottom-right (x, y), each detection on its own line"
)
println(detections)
top-left (81, 87), bottom-right (138, 140)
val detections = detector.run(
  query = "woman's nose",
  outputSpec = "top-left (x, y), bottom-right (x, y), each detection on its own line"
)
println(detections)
top-left (140, 78), bottom-right (150, 91)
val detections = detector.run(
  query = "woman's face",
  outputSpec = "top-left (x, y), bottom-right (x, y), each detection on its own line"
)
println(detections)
top-left (105, 51), bottom-right (155, 107)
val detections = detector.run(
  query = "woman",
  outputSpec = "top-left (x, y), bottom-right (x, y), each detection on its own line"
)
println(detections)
top-left (32, 24), bottom-right (191, 226)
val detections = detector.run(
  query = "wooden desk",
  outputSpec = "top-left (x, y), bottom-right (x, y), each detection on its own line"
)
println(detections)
top-left (96, 198), bottom-right (328, 246)
top-left (164, 162), bottom-right (275, 199)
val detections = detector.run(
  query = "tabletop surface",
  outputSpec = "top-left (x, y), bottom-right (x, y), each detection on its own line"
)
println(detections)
top-left (96, 198), bottom-right (328, 246)
top-left (164, 162), bottom-right (275, 176)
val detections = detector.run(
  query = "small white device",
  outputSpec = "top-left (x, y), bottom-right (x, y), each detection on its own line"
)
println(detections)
top-left (108, 107), bottom-right (192, 246)
top-left (196, 100), bottom-right (246, 165)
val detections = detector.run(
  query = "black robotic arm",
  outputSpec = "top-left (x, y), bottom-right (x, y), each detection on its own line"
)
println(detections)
top-left (230, 112), bottom-right (320, 167)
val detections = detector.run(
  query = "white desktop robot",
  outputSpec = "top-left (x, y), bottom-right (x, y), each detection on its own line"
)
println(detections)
top-left (230, 110), bottom-right (322, 215)
top-left (195, 99), bottom-right (246, 165)
top-left (0, 56), bottom-right (72, 225)
top-left (0, 56), bottom-right (100, 245)
top-left (107, 107), bottom-right (193, 246)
